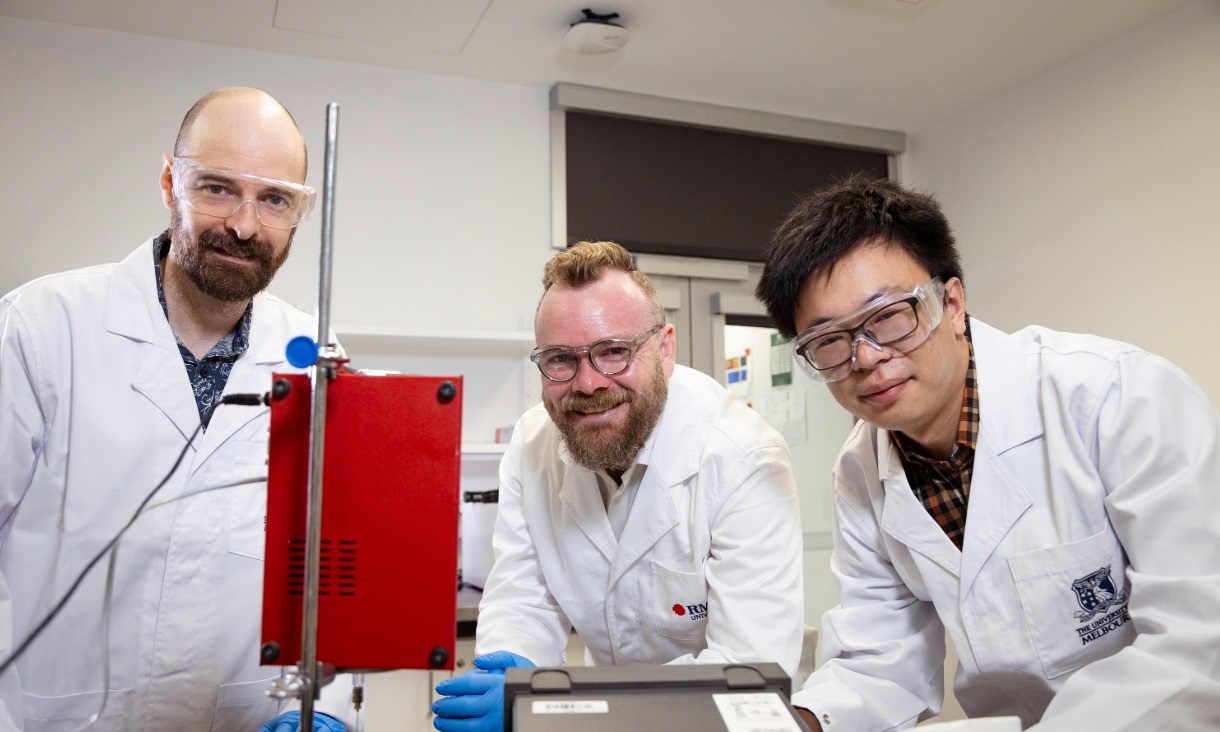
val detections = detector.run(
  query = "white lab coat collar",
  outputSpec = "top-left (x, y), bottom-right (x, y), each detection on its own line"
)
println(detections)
top-left (106, 238), bottom-right (174, 345)
top-left (642, 365), bottom-right (711, 486)
top-left (873, 318), bottom-right (1043, 470)
top-left (593, 421), bottom-right (655, 510)
top-left (107, 239), bottom-right (200, 443)
top-left (106, 238), bottom-right (289, 363)
top-left (970, 318), bottom-right (1044, 456)
top-left (876, 318), bottom-right (1041, 590)
top-left (105, 237), bottom-right (292, 472)
top-left (557, 366), bottom-right (708, 589)
top-left (198, 301), bottom-right (290, 466)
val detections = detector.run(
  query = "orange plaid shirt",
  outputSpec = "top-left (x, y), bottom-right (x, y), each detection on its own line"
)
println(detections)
top-left (891, 326), bottom-right (979, 550)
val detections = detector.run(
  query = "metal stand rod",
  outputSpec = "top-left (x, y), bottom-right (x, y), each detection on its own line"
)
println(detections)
top-left (300, 102), bottom-right (340, 730)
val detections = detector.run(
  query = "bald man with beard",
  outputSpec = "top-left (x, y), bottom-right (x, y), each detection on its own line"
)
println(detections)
top-left (0, 88), bottom-right (354, 731)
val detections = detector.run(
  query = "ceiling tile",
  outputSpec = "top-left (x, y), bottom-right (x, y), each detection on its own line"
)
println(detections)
top-left (272, 0), bottom-right (493, 53)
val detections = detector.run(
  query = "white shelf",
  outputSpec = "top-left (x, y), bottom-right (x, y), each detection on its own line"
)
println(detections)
top-left (335, 325), bottom-right (534, 356)
top-left (331, 328), bottom-right (536, 456)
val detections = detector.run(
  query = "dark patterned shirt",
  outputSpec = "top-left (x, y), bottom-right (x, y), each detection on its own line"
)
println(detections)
top-left (891, 323), bottom-right (979, 550)
top-left (153, 232), bottom-right (252, 429)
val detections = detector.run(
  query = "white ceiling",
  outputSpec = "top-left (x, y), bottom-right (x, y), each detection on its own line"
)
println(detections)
top-left (0, 0), bottom-right (1195, 133)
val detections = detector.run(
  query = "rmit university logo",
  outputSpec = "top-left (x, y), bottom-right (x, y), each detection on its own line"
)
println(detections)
top-left (671, 602), bottom-right (708, 621)
top-left (1072, 565), bottom-right (1128, 623)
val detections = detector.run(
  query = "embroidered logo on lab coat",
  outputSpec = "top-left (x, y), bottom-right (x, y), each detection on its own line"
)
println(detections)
top-left (1071, 565), bottom-right (1131, 646)
top-left (672, 602), bottom-right (708, 620)
top-left (1071, 565), bottom-right (1128, 622)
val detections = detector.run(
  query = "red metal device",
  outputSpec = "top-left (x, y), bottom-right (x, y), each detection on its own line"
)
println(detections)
top-left (261, 370), bottom-right (462, 671)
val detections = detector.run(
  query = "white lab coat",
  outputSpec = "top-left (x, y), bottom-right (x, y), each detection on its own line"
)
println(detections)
top-left (0, 239), bottom-right (356, 731)
top-left (792, 318), bottom-right (1220, 730)
top-left (476, 364), bottom-right (805, 676)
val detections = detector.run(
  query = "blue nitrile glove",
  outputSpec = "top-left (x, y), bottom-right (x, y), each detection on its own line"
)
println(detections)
top-left (432, 650), bottom-right (536, 732)
top-left (258, 710), bottom-right (346, 732)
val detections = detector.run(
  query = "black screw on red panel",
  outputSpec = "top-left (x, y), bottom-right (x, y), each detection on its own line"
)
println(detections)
top-left (271, 378), bottom-right (292, 401)
top-left (437, 381), bottom-right (457, 403)
top-left (261, 641), bottom-right (282, 663)
top-left (429, 646), bottom-right (450, 668)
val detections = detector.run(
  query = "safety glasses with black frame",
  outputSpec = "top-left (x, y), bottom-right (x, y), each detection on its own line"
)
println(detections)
top-left (792, 279), bottom-right (946, 383)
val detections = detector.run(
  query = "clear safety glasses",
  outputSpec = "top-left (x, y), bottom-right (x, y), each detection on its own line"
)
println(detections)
top-left (792, 279), bottom-right (945, 383)
top-left (171, 156), bottom-right (316, 230)
top-left (531, 325), bottom-right (663, 383)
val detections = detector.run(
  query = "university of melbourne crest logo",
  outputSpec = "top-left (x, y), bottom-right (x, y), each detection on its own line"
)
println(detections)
top-left (1071, 565), bottom-right (1128, 623)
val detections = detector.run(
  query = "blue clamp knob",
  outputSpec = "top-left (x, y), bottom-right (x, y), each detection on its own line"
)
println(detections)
top-left (286, 335), bottom-right (319, 368)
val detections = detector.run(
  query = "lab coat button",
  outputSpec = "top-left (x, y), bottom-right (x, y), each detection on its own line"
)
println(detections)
top-left (822, 713), bottom-right (831, 725)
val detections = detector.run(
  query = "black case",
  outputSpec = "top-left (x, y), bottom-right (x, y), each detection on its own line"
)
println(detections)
top-left (503, 662), bottom-right (801, 732)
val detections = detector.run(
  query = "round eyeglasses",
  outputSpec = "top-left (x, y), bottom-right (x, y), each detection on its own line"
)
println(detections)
top-left (792, 280), bottom-right (945, 383)
top-left (531, 325), bottom-right (663, 383)
top-left (171, 156), bottom-right (316, 230)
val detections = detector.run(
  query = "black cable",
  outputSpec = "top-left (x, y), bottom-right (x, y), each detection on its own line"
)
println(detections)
top-left (0, 392), bottom-right (268, 677)
top-left (219, 393), bottom-right (269, 407)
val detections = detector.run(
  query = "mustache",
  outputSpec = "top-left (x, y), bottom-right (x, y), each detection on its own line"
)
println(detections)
top-left (557, 390), bottom-right (633, 415)
top-left (199, 229), bottom-right (273, 261)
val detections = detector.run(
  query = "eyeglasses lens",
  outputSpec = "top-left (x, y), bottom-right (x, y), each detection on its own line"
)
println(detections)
top-left (179, 168), bottom-right (305, 229)
top-left (589, 341), bottom-right (634, 376)
top-left (806, 301), bottom-right (921, 371)
top-left (535, 326), bottom-right (661, 382)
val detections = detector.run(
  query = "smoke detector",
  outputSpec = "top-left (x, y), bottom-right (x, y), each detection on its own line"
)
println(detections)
top-left (562, 8), bottom-right (629, 54)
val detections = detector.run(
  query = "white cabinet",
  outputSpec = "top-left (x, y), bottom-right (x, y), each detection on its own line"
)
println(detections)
top-left (360, 638), bottom-right (476, 732)
top-left (333, 321), bottom-right (531, 585)
top-left (333, 326), bottom-right (534, 730)
top-left (334, 325), bottom-right (539, 450)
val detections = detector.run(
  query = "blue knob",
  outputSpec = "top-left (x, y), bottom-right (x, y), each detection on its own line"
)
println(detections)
top-left (286, 336), bottom-right (319, 368)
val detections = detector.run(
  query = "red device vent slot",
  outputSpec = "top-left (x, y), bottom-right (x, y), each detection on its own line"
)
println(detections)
top-left (287, 539), bottom-right (356, 597)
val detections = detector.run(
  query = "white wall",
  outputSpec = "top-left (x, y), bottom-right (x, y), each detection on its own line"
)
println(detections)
top-left (0, 16), bottom-right (553, 334)
top-left (904, 0), bottom-right (1220, 407)
top-left (0, 18), bottom-right (555, 728)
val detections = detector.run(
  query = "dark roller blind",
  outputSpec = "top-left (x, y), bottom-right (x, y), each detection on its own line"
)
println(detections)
top-left (565, 111), bottom-right (889, 262)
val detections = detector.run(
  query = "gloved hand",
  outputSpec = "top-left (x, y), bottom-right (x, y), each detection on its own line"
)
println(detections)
top-left (258, 710), bottom-right (347, 732)
top-left (432, 650), bottom-right (536, 732)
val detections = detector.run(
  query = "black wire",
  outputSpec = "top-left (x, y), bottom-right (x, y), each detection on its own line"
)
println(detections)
top-left (0, 393), bottom-right (264, 677)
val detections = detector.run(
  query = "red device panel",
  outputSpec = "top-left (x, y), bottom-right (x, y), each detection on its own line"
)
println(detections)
top-left (262, 371), bottom-right (462, 671)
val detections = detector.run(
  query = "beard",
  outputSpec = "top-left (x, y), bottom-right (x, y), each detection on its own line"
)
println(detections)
top-left (169, 205), bottom-right (292, 302)
top-left (544, 356), bottom-right (669, 474)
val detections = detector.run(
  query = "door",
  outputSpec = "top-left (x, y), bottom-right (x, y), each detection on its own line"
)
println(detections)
top-left (640, 259), bottom-right (855, 625)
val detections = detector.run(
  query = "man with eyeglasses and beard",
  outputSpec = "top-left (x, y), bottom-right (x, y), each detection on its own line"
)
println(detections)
top-left (755, 174), bottom-right (1220, 731)
top-left (0, 88), bottom-right (355, 731)
top-left (431, 241), bottom-right (806, 732)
